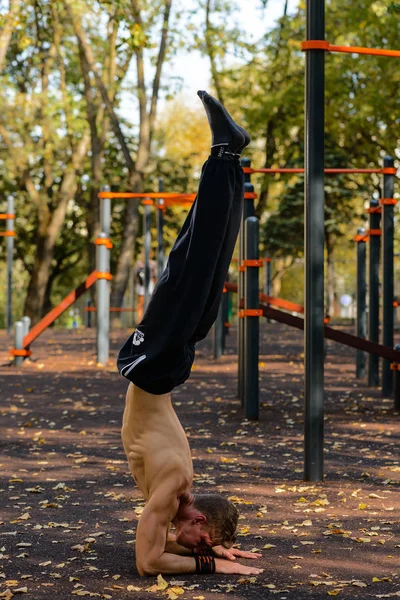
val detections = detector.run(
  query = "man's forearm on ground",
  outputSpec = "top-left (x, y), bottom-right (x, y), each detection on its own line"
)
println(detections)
top-left (138, 551), bottom-right (196, 576)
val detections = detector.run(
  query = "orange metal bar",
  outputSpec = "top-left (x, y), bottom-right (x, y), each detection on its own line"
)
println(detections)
top-left (301, 40), bottom-right (400, 59)
top-left (329, 44), bottom-right (400, 59)
top-left (243, 167), bottom-right (389, 175)
top-left (85, 307), bottom-right (136, 312)
top-left (366, 229), bottom-right (381, 236)
top-left (259, 293), bottom-right (305, 314)
top-left (366, 206), bottom-right (382, 214)
top-left (96, 271), bottom-right (113, 280)
top-left (98, 191), bottom-right (194, 200)
top-left (242, 259), bottom-right (263, 267)
top-left (354, 234), bottom-right (369, 242)
top-left (380, 198), bottom-right (398, 205)
top-left (10, 349), bottom-right (32, 357)
top-left (0, 214), bottom-right (15, 219)
top-left (23, 271), bottom-right (99, 348)
top-left (0, 231), bottom-right (15, 236)
top-left (239, 309), bottom-right (263, 318)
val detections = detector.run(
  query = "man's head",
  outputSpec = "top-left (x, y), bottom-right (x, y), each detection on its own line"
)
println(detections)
top-left (173, 494), bottom-right (239, 550)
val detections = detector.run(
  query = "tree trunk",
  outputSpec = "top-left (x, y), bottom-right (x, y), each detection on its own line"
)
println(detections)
top-left (24, 233), bottom-right (57, 323)
top-left (110, 171), bottom-right (143, 314)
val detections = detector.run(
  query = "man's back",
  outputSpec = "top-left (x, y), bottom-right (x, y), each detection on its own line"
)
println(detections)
top-left (121, 383), bottom-right (193, 501)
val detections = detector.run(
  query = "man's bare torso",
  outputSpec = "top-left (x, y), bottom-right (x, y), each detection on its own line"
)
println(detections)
top-left (121, 383), bottom-right (193, 502)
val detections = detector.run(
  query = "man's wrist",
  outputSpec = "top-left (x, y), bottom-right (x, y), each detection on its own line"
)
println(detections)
top-left (194, 554), bottom-right (216, 574)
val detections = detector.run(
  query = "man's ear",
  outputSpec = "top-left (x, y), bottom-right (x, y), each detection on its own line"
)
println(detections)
top-left (193, 514), bottom-right (207, 525)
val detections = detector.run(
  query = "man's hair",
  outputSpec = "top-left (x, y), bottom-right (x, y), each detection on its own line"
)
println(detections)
top-left (192, 494), bottom-right (239, 548)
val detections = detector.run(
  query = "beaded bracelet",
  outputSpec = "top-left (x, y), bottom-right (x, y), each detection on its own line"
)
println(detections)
top-left (194, 554), bottom-right (216, 574)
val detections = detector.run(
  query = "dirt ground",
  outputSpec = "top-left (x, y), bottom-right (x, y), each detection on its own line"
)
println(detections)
top-left (0, 322), bottom-right (399, 600)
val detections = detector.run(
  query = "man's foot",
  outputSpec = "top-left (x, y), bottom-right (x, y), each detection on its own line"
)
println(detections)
top-left (197, 90), bottom-right (250, 159)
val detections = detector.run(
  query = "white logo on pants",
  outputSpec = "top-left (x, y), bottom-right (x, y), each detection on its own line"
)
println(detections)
top-left (132, 329), bottom-right (145, 347)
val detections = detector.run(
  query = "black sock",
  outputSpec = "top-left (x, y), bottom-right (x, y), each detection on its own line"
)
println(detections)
top-left (197, 90), bottom-right (250, 159)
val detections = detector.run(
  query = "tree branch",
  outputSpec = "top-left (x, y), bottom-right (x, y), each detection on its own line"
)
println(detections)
top-left (0, 0), bottom-right (20, 73)
top-left (64, 0), bottom-right (135, 173)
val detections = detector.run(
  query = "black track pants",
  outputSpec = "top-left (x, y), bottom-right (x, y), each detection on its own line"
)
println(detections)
top-left (117, 157), bottom-right (244, 394)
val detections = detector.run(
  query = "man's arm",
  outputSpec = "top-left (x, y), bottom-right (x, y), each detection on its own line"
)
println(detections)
top-left (135, 483), bottom-right (197, 576)
top-left (135, 482), bottom-right (262, 576)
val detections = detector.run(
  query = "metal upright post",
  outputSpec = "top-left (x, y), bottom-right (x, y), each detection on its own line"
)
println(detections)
top-left (368, 198), bottom-right (381, 386)
top-left (157, 178), bottom-right (165, 279)
top-left (238, 158), bottom-right (255, 405)
top-left (14, 321), bottom-right (24, 367)
top-left (86, 299), bottom-right (92, 328)
top-left (6, 196), bottom-right (14, 335)
top-left (355, 228), bottom-right (367, 378)
top-left (213, 301), bottom-right (224, 359)
top-left (243, 217), bottom-right (260, 420)
top-left (304, 0), bottom-right (325, 482)
top-left (21, 316), bottom-right (31, 339)
top-left (264, 254), bottom-right (272, 323)
top-left (143, 200), bottom-right (152, 310)
top-left (393, 344), bottom-right (400, 411)
top-left (96, 232), bottom-right (110, 365)
top-left (381, 156), bottom-right (396, 397)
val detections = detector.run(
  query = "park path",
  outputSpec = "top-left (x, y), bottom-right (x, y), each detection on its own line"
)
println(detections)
top-left (0, 323), bottom-right (399, 599)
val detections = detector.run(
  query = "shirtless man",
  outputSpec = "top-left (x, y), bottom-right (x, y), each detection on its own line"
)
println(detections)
top-left (118, 91), bottom-right (262, 577)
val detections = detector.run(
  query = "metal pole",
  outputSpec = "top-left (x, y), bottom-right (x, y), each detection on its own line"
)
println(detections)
top-left (368, 198), bottom-right (381, 386)
top-left (6, 196), bottom-right (14, 335)
top-left (382, 156), bottom-right (395, 397)
top-left (213, 301), bottom-right (224, 359)
top-left (393, 345), bottom-right (400, 411)
top-left (222, 280), bottom-right (230, 353)
top-left (157, 178), bottom-right (165, 280)
top-left (238, 157), bottom-right (255, 404)
top-left (86, 299), bottom-right (92, 328)
top-left (143, 201), bottom-right (152, 310)
top-left (244, 217), bottom-right (260, 420)
top-left (96, 232), bottom-right (110, 365)
top-left (355, 228), bottom-right (367, 378)
top-left (264, 254), bottom-right (272, 323)
top-left (14, 321), bottom-right (24, 367)
top-left (21, 316), bottom-right (31, 338)
top-left (304, 0), bottom-right (325, 482)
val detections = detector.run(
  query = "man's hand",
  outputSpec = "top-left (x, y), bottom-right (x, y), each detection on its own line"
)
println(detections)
top-left (215, 558), bottom-right (263, 575)
top-left (211, 545), bottom-right (262, 561)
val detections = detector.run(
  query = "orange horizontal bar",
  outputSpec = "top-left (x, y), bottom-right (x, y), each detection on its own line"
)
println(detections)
top-left (99, 192), bottom-right (194, 200)
top-left (239, 309), bottom-right (263, 318)
top-left (354, 234), bottom-right (368, 242)
top-left (142, 199), bottom-right (154, 206)
top-left (85, 307), bottom-right (136, 312)
top-left (366, 206), bottom-right (382, 214)
top-left (380, 198), bottom-right (398, 205)
top-left (329, 44), bottom-right (400, 59)
top-left (242, 259), bottom-right (263, 268)
top-left (0, 214), bottom-right (15, 219)
top-left (0, 231), bottom-right (15, 236)
top-left (390, 363), bottom-right (400, 371)
top-left (243, 167), bottom-right (388, 175)
top-left (301, 40), bottom-right (400, 59)
top-left (366, 229), bottom-right (381, 236)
